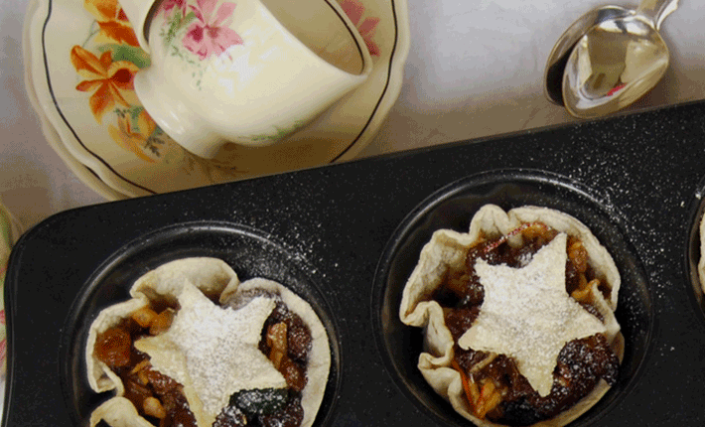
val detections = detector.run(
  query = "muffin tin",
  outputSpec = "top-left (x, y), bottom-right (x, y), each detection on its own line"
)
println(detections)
top-left (6, 99), bottom-right (705, 426)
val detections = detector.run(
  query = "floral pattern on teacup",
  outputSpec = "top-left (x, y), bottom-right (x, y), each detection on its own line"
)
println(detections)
top-left (69, 0), bottom-right (381, 172)
top-left (156, 0), bottom-right (245, 86)
top-left (181, 0), bottom-right (244, 60)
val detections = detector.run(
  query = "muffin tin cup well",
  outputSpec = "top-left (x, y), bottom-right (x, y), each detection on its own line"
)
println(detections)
top-left (59, 221), bottom-right (343, 427)
top-left (372, 169), bottom-right (654, 426)
top-left (684, 174), bottom-right (705, 323)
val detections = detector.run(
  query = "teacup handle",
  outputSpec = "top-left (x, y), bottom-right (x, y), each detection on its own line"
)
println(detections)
top-left (119, 0), bottom-right (158, 53)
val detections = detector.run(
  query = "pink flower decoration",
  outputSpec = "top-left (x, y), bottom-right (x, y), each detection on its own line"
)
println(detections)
top-left (160, 0), bottom-right (188, 17)
top-left (339, 0), bottom-right (380, 56)
top-left (182, 0), bottom-right (244, 60)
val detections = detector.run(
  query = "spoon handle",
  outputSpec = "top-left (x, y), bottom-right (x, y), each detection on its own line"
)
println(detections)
top-left (636, 0), bottom-right (679, 29)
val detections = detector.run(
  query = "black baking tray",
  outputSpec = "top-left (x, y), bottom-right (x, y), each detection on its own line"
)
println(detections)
top-left (6, 99), bottom-right (705, 426)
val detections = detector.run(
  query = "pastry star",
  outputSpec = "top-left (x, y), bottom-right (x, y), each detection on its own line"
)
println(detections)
top-left (135, 283), bottom-right (286, 424)
top-left (457, 233), bottom-right (605, 397)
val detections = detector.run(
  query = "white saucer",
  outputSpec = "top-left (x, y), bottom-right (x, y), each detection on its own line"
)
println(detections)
top-left (25, 0), bottom-right (410, 198)
top-left (22, 0), bottom-right (128, 201)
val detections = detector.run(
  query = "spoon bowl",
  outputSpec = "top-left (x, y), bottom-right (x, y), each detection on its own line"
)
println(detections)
top-left (561, 0), bottom-right (678, 118)
top-left (544, 6), bottom-right (631, 105)
top-left (562, 14), bottom-right (670, 118)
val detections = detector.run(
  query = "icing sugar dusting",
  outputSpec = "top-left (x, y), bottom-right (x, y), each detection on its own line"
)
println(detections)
top-left (458, 233), bottom-right (606, 396)
top-left (137, 283), bottom-right (286, 419)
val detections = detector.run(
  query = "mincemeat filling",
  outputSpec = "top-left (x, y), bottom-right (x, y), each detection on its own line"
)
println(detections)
top-left (432, 223), bottom-right (620, 425)
top-left (94, 296), bottom-right (312, 427)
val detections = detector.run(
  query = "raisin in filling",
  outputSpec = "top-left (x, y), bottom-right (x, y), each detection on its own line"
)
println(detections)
top-left (433, 223), bottom-right (619, 425)
top-left (94, 316), bottom-right (198, 427)
top-left (94, 296), bottom-right (313, 427)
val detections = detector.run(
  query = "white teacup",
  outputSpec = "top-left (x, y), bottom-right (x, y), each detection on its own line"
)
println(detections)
top-left (120, 0), bottom-right (373, 158)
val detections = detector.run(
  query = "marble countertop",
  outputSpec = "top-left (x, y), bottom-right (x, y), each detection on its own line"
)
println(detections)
top-left (2, 0), bottom-right (704, 228)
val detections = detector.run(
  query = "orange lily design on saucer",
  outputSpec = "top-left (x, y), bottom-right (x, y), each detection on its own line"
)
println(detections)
top-left (83, 0), bottom-right (140, 46)
top-left (71, 46), bottom-right (140, 123)
top-left (70, 0), bottom-right (166, 163)
top-left (108, 109), bottom-right (163, 163)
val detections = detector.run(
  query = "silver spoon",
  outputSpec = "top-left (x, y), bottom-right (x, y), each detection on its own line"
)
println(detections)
top-left (561, 0), bottom-right (679, 118)
top-left (544, 5), bottom-right (631, 105)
